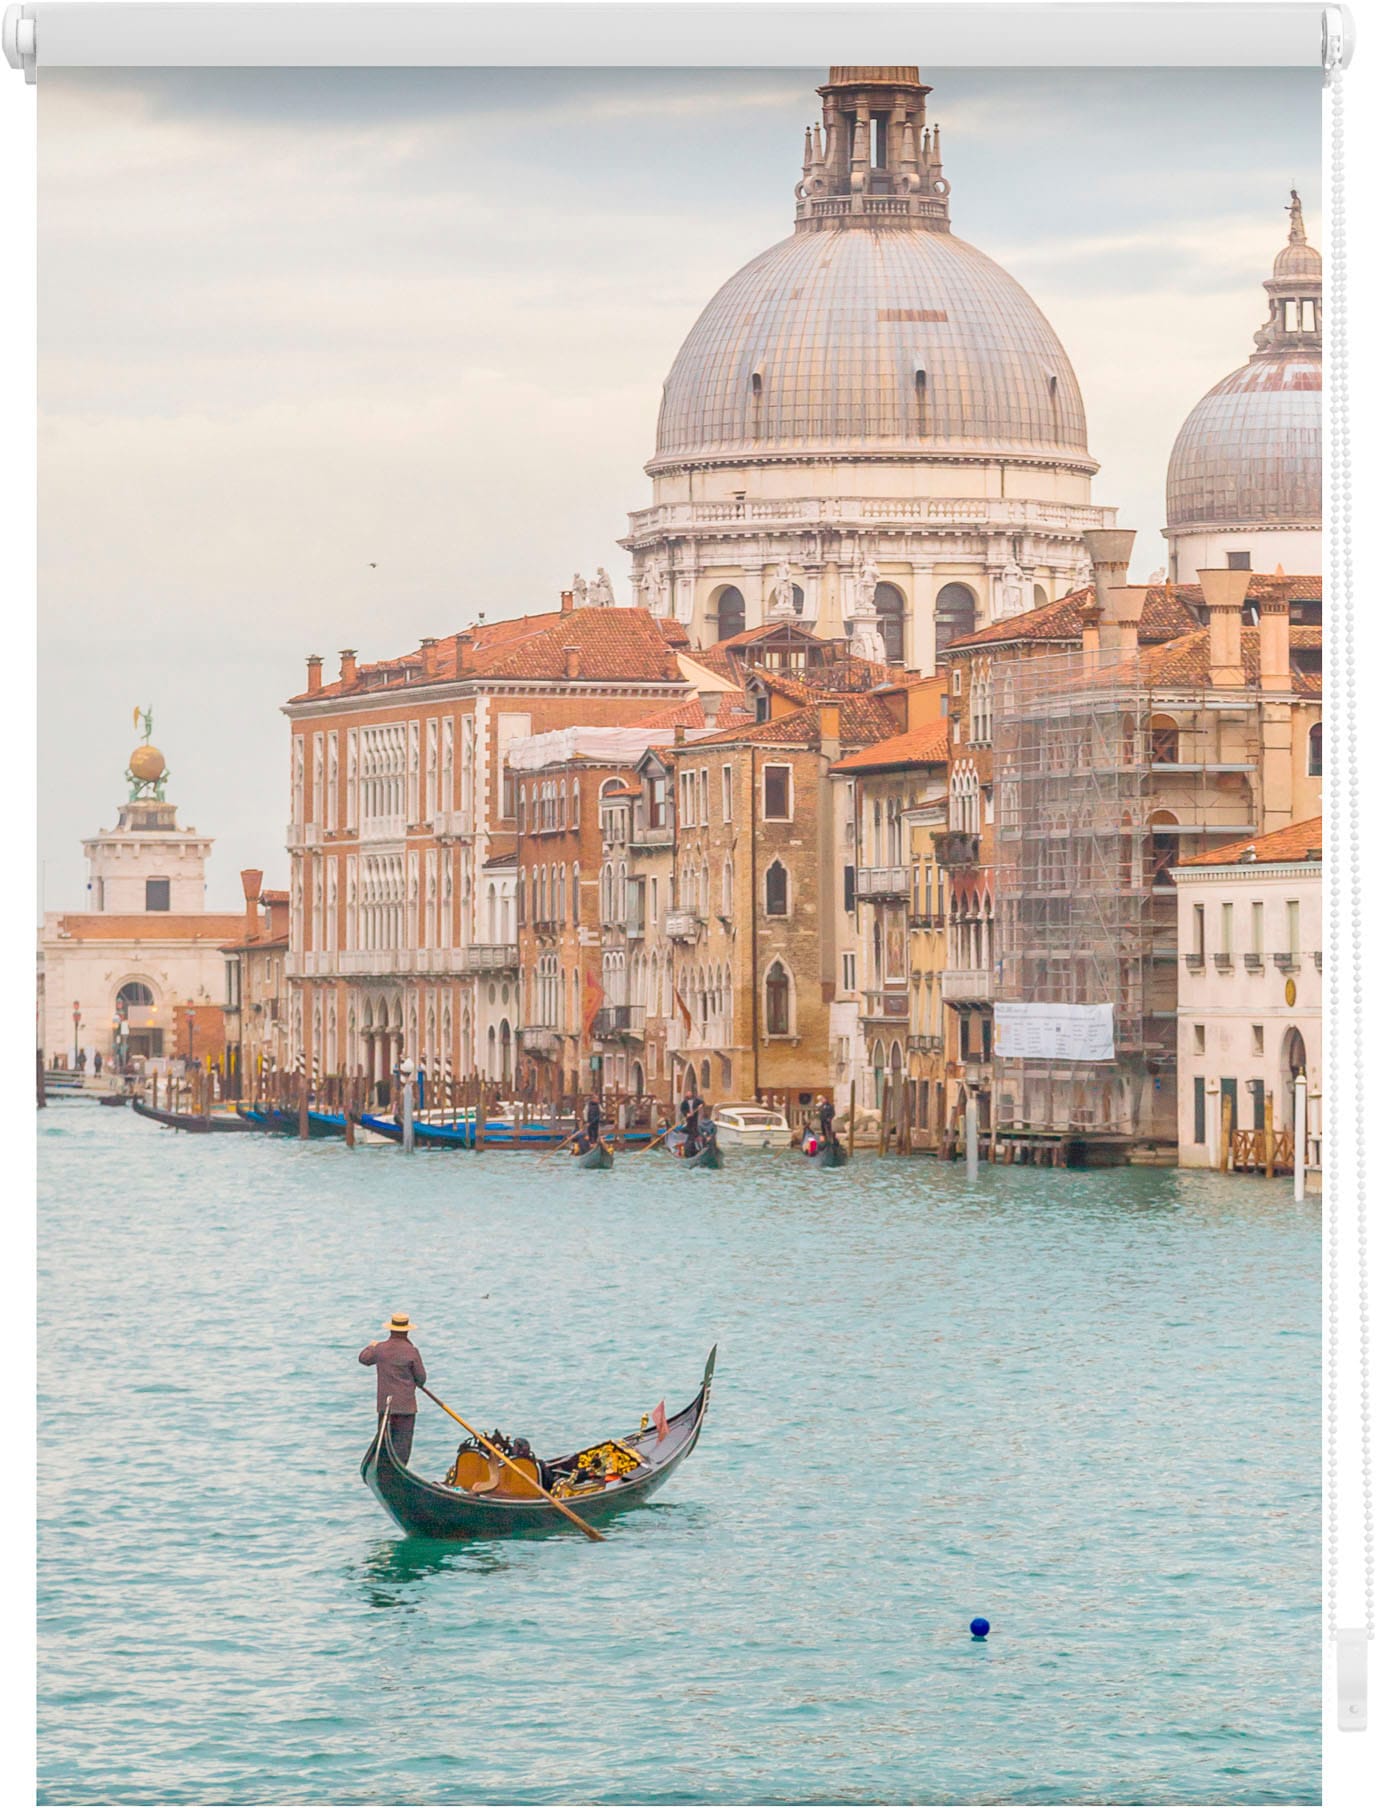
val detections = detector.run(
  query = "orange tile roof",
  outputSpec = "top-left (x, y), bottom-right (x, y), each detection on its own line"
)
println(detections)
top-left (54, 913), bottom-right (246, 942)
top-left (1109, 624), bottom-right (1322, 693)
top-left (945, 575), bottom-right (1321, 655)
top-left (632, 695), bottom-right (755, 733)
top-left (221, 931), bottom-right (291, 954)
top-left (1182, 816), bottom-right (1322, 867)
top-left (291, 608), bottom-right (688, 701)
top-left (830, 717), bottom-right (950, 773)
top-left (684, 693), bottom-right (900, 752)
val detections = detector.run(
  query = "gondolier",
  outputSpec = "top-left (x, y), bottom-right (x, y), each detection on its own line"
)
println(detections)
top-left (577, 1094), bottom-right (602, 1154)
top-left (818, 1096), bottom-right (836, 1146)
top-left (359, 1312), bottom-right (427, 1464)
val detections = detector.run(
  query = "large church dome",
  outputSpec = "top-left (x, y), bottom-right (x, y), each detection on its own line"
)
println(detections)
top-left (651, 225), bottom-right (1093, 471)
top-left (1166, 192), bottom-right (1322, 535)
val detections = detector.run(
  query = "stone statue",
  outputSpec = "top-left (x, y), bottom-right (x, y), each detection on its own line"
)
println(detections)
top-left (856, 553), bottom-right (880, 612)
top-left (848, 555), bottom-right (887, 663)
top-left (570, 571), bottom-right (588, 609)
top-left (641, 558), bottom-right (667, 616)
top-left (592, 566), bottom-right (616, 608)
top-left (995, 562), bottom-right (1028, 619)
top-left (769, 559), bottom-right (798, 617)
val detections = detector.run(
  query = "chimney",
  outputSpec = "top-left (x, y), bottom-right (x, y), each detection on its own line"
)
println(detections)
top-left (674, 724), bottom-right (687, 745)
top-left (1080, 599), bottom-right (1103, 669)
top-left (1103, 584), bottom-right (1151, 657)
top-left (1258, 594), bottom-right (1292, 692)
top-left (306, 654), bottom-right (323, 694)
top-left (819, 701), bottom-right (842, 760)
top-left (563, 644), bottom-right (581, 680)
top-left (1198, 567), bottom-right (1252, 688)
top-left (453, 635), bottom-right (468, 676)
top-left (877, 685), bottom-right (909, 734)
top-left (240, 868), bottom-right (263, 938)
top-left (339, 648), bottom-right (358, 686)
top-left (420, 636), bottom-right (438, 680)
top-left (561, 589), bottom-right (574, 614)
top-left (1082, 528), bottom-right (1138, 619)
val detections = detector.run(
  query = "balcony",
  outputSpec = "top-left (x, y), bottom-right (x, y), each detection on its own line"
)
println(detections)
top-left (1243, 952), bottom-right (1264, 973)
top-left (1183, 953), bottom-right (1205, 973)
top-left (431, 809), bottom-right (473, 841)
top-left (861, 989), bottom-right (909, 1024)
top-left (593, 1004), bottom-right (645, 1040)
top-left (665, 910), bottom-right (702, 942)
top-left (942, 969), bottom-right (991, 1003)
top-left (1272, 952), bottom-right (1302, 974)
top-left (856, 865), bottom-right (908, 901)
top-left (1211, 953), bottom-right (1234, 973)
top-left (456, 943), bottom-right (518, 974)
top-left (630, 822), bottom-right (673, 851)
top-left (520, 1027), bottom-right (562, 1058)
top-left (287, 820), bottom-right (323, 848)
top-left (908, 1034), bottom-right (944, 1054)
top-left (933, 831), bottom-right (980, 870)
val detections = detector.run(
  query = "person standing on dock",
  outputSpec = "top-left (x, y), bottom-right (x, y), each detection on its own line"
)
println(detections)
top-left (359, 1313), bottom-right (426, 1465)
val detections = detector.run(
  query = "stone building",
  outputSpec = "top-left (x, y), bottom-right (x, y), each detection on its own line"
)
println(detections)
top-left (623, 66), bottom-right (1117, 663)
top-left (1166, 193), bottom-right (1322, 585)
top-left (830, 706), bottom-right (950, 1141)
top-left (1173, 817), bottom-right (1321, 1169)
top-left (38, 721), bottom-right (241, 1070)
top-left (221, 869), bottom-right (291, 1095)
top-left (281, 601), bottom-right (691, 1087)
top-left (664, 689), bottom-right (901, 1105)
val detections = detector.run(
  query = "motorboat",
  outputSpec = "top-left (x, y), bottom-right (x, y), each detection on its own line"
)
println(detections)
top-left (710, 1103), bottom-right (792, 1149)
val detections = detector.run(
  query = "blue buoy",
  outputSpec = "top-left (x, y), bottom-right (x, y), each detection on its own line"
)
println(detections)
top-left (970, 1617), bottom-right (990, 1640)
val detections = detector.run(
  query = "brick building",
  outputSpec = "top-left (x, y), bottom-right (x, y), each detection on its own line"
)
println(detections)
top-left (221, 869), bottom-right (291, 1096)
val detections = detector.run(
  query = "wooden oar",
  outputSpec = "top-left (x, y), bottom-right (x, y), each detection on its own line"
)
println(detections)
top-left (536, 1126), bottom-right (580, 1167)
top-left (416, 1385), bottom-right (605, 1543)
top-left (639, 1125), bottom-right (673, 1154)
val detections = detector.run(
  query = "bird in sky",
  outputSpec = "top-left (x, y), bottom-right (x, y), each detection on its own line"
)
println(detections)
top-left (368, 561), bottom-right (377, 568)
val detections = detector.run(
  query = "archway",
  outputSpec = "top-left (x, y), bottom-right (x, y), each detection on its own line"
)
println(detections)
top-left (715, 586), bottom-right (745, 641)
top-left (630, 1061), bottom-right (644, 1097)
top-left (499, 1019), bottom-right (513, 1086)
top-left (684, 1063), bottom-right (698, 1100)
top-left (935, 582), bottom-right (976, 653)
top-left (1281, 1027), bottom-right (1307, 1129)
top-left (875, 583), bottom-right (905, 663)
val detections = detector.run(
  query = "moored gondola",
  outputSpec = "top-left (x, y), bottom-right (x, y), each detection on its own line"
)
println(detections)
top-left (132, 1099), bottom-right (255, 1133)
top-left (361, 1347), bottom-right (716, 1539)
top-left (98, 1090), bottom-right (131, 1108)
top-left (802, 1137), bottom-right (848, 1168)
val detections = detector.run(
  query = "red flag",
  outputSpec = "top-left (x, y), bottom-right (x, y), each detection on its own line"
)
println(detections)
top-left (673, 986), bottom-right (693, 1036)
top-left (652, 1399), bottom-right (668, 1443)
top-left (581, 964), bottom-right (605, 1043)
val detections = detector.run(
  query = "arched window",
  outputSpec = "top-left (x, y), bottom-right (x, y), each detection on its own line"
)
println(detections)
top-left (721, 855), bottom-right (734, 918)
top-left (1148, 811), bottom-right (1180, 887)
top-left (935, 583), bottom-right (976, 653)
top-left (116, 980), bottom-right (154, 1012)
top-left (875, 583), bottom-right (905, 663)
top-left (765, 961), bottom-right (791, 1037)
top-left (765, 859), bottom-right (789, 916)
top-left (716, 586), bottom-right (746, 641)
top-left (701, 1057), bottom-right (712, 1093)
top-left (1150, 715), bottom-right (1180, 765)
top-left (1308, 721), bottom-right (1322, 776)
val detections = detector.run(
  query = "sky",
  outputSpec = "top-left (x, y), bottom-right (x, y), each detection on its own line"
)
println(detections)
top-left (37, 64), bottom-right (1320, 910)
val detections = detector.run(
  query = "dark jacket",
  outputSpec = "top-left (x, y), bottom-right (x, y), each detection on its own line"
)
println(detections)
top-left (359, 1333), bottom-right (427, 1414)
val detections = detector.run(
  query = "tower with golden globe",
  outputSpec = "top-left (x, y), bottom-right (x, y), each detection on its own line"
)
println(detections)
top-left (127, 704), bottom-right (170, 801)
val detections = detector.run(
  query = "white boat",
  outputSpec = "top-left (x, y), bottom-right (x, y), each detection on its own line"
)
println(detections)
top-left (711, 1103), bottom-right (792, 1149)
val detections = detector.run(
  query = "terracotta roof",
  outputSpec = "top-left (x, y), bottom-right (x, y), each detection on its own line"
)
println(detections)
top-left (830, 717), bottom-right (950, 773)
top-left (945, 575), bottom-right (1321, 655)
top-left (683, 693), bottom-right (900, 752)
top-left (221, 931), bottom-right (290, 954)
top-left (1114, 624), bottom-right (1322, 693)
top-left (633, 694), bottom-right (752, 732)
top-left (53, 913), bottom-right (246, 943)
top-left (261, 890), bottom-right (289, 904)
top-left (290, 607), bottom-right (687, 702)
top-left (1182, 816), bottom-right (1322, 867)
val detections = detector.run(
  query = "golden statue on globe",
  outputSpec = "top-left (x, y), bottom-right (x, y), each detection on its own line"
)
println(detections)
top-left (126, 705), bottom-right (169, 801)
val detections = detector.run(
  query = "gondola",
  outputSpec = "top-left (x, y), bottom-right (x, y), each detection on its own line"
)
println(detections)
top-left (361, 1347), bottom-right (716, 1539)
top-left (98, 1091), bottom-right (131, 1108)
top-left (131, 1099), bottom-right (255, 1133)
top-left (575, 1138), bottom-right (614, 1170)
top-left (664, 1127), bottom-right (723, 1169)
top-left (802, 1137), bottom-right (848, 1168)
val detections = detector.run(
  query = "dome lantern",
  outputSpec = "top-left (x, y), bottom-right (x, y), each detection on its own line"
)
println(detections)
top-left (795, 67), bottom-right (950, 235)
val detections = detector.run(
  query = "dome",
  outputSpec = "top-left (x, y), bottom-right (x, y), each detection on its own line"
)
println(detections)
top-left (651, 226), bottom-right (1092, 472)
top-left (129, 743), bottom-right (167, 782)
top-left (1165, 192), bottom-right (1322, 533)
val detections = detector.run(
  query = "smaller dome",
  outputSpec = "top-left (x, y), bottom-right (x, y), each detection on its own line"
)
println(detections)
top-left (129, 744), bottom-right (167, 782)
top-left (1273, 238), bottom-right (1321, 281)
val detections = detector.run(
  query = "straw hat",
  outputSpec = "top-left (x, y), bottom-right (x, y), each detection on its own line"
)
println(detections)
top-left (385, 1312), bottom-right (415, 1336)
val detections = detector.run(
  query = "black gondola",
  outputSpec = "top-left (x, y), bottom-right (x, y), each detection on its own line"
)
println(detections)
top-left (802, 1138), bottom-right (848, 1168)
top-left (98, 1091), bottom-right (131, 1108)
top-left (665, 1127), bottom-right (724, 1169)
top-left (575, 1139), bottom-right (614, 1170)
top-left (361, 1347), bottom-right (716, 1539)
top-left (132, 1099), bottom-right (256, 1133)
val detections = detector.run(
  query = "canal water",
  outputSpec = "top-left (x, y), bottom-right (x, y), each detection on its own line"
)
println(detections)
top-left (38, 1106), bottom-right (1319, 1805)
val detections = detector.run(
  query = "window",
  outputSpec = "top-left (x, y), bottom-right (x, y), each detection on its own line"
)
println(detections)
top-left (1221, 1077), bottom-right (1239, 1136)
top-left (721, 766), bottom-right (733, 823)
top-left (647, 773), bottom-right (667, 829)
top-left (1252, 901), bottom-right (1265, 956)
top-left (1308, 722), bottom-right (1322, 777)
top-left (843, 863), bottom-right (856, 914)
top-left (501, 765), bottom-right (518, 822)
top-left (765, 860), bottom-right (789, 916)
top-left (842, 951), bottom-right (856, 992)
top-left (1193, 1076), bottom-right (1207, 1144)
top-left (1286, 900), bottom-right (1301, 958)
top-left (935, 583), bottom-right (976, 654)
top-left (1149, 716), bottom-right (1180, 764)
top-left (1227, 550), bottom-right (1253, 571)
top-left (699, 769), bottom-right (710, 824)
top-left (679, 770), bottom-right (695, 828)
top-left (1220, 902), bottom-right (1233, 957)
top-left (875, 583), bottom-right (905, 664)
top-left (1252, 1024), bottom-right (1265, 1056)
top-left (1193, 1023), bottom-right (1205, 1055)
top-left (1249, 1077), bottom-right (1266, 1130)
top-left (763, 764), bottom-right (792, 820)
top-left (1193, 903), bottom-right (1206, 960)
top-left (145, 877), bottom-right (170, 912)
top-left (716, 586), bottom-right (746, 642)
top-left (765, 961), bottom-right (791, 1037)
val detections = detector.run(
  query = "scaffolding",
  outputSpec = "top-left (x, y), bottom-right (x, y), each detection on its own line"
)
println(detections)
top-left (992, 648), bottom-right (1179, 1145)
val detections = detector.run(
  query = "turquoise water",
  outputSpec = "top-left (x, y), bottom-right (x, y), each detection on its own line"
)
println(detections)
top-left (39, 1107), bottom-right (1320, 1805)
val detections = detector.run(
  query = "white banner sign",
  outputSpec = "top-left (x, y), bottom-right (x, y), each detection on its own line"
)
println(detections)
top-left (994, 1002), bottom-right (1116, 1063)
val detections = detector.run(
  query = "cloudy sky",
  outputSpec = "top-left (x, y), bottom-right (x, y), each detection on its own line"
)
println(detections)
top-left (38, 64), bottom-right (1319, 909)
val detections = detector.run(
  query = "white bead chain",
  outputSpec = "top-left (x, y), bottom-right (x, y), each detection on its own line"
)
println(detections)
top-left (1323, 37), bottom-right (1374, 1649)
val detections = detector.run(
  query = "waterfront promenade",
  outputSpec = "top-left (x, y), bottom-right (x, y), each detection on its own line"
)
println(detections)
top-left (39, 1105), bottom-right (1320, 1805)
